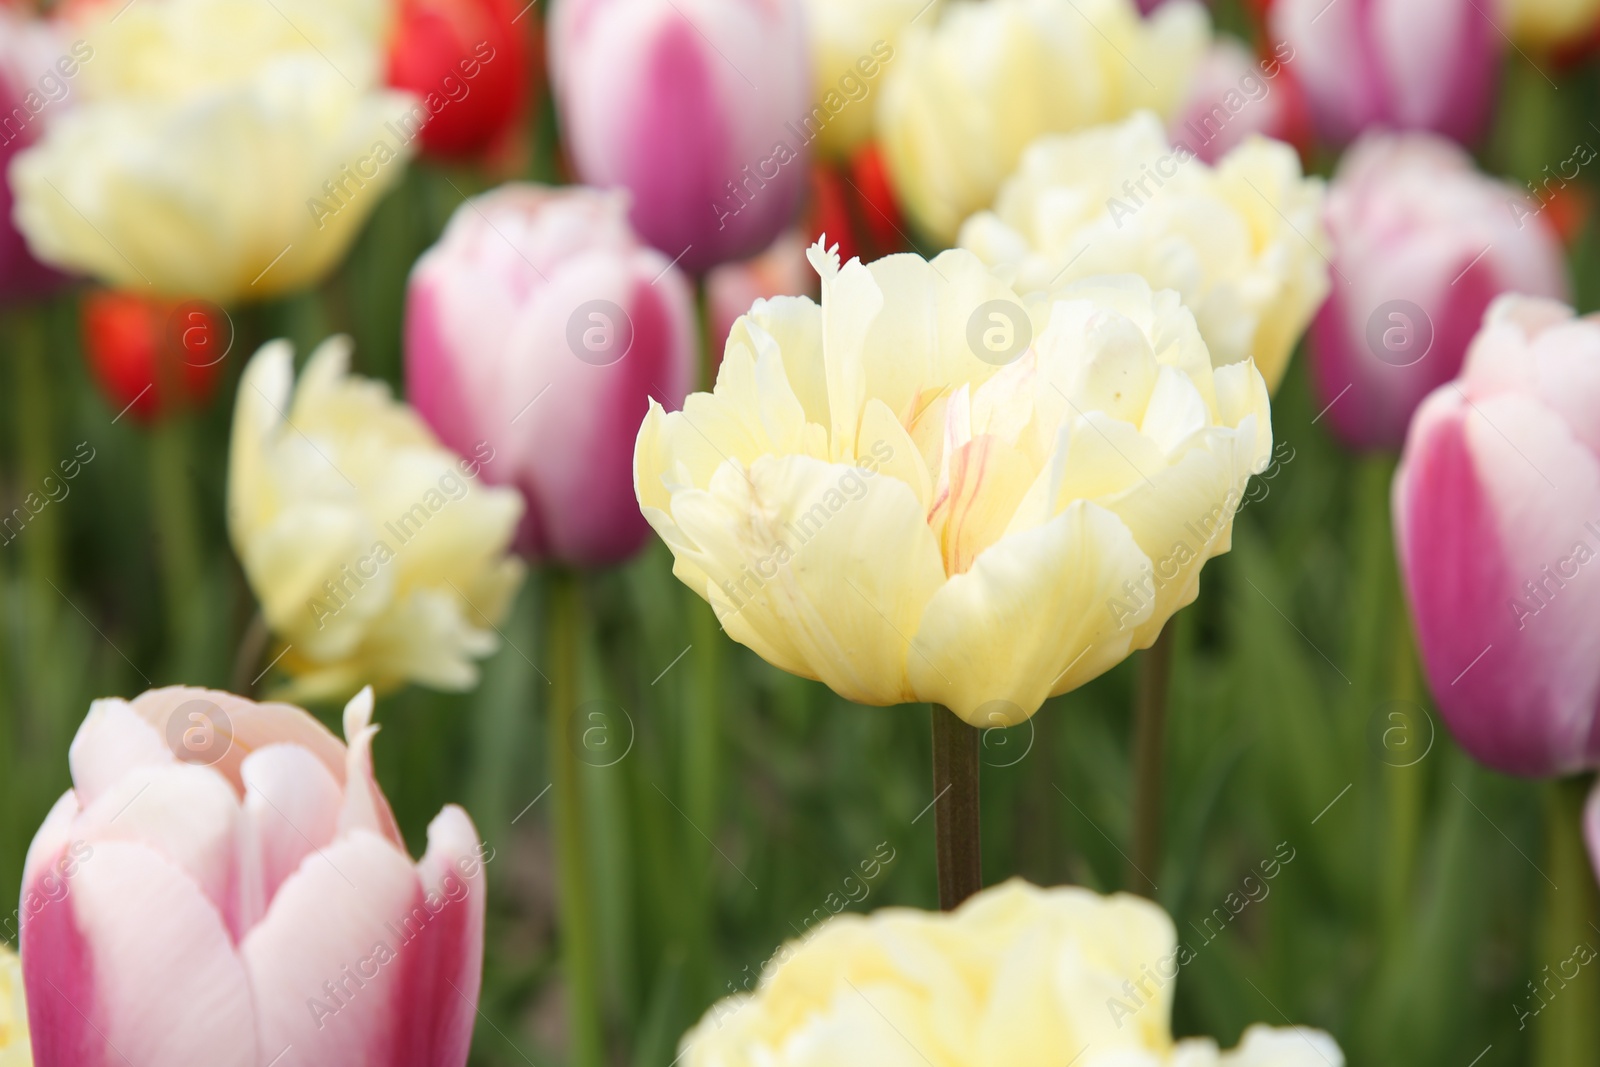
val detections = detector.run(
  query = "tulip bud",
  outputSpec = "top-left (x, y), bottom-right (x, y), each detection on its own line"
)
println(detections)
top-left (1168, 37), bottom-right (1311, 165)
top-left (0, 8), bottom-right (74, 301)
top-left (81, 290), bottom-right (227, 424)
top-left (386, 0), bottom-right (533, 160)
top-left (19, 686), bottom-right (486, 1066)
top-left (406, 183), bottom-right (698, 566)
top-left (1395, 296), bottom-right (1600, 778)
top-left (1309, 133), bottom-right (1567, 451)
top-left (1270, 0), bottom-right (1501, 146)
top-left (547, 0), bottom-right (812, 273)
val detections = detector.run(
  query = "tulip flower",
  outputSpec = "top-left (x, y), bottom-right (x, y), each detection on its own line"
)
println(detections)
top-left (0, 8), bottom-right (73, 301)
top-left (386, 0), bottom-right (532, 160)
top-left (0, 943), bottom-right (27, 1066)
top-left (228, 336), bottom-right (527, 701)
top-left (19, 686), bottom-right (486, 1066)
top-left (876, 0), bottom-right (1208, 242)
top-left (406, 183), bottom-right (698, 566)
top-left (801, 0), bottom-right (929, 160)
top-left (679, 878), bottom-right (1343, 1066)
top-left (80, 290), bottom-right (227, 423)
top-left (1310, 133), bottom-right (1567, 452)
top-left (1506, 0), bottom-right (1600, 49)
top-left (11, 0), bottom-right (420, 303)
top-left (635, 240), bottom-right (1271, 725)
top-left (1168, 37), bottom-right (1310, 164)
top-left (1269, 0), bottom-right (1500, 146)
top-left (547, 0), bottom-right (812, 273)
top-left (1394, 296), bottom-right (1600, 778)
top-left (959, 112), bottom-right (1329, 393)
top-left (706, 229), bottom-right (814, 358)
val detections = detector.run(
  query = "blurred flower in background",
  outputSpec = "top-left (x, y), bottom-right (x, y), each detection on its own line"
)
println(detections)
top-left (11, 0), bottom-right (419, 303)
top-left (80, 290), bottom-right (226, 423)
top-left (0, 7), bottom-right (71, 301)
top-left (406, 183), bottom-right (698, 566)
top-left (19, 686), bottom-right (485, 1066)
top-left (800, 0), bottom-right (929, 161)
top-left (0, 944), bottom-right (26, 1067)
top-left (876, 0), bottom-right (1208, 242)
top-left (959, 112), bottom-right (1328, 392)
top-left (705, 228), bottom-right (815, 356)
top-left (228, 337), bottom-right (526, 701)
top-left (1269, 0), bottom-right (1501, 146)
top-left (679, 879), bottom-right (1342, 1066)
top-left (805, 144), bottom-right (907, 265)
top-left (1506, 0), bottom-right (1600, 49)
top-left (1168, 36), bottom-right (1310, 163)
top-left (636, 243), bottom-right (1270, 723)
top-left (1309, 132), bottom-right (1567, 451)
top-left (547, 0), bottom-right (812, 273)
top-left (1395, 296), bottom-right (1600, 779)
top-left (386, 0), bottom-right (534, 161)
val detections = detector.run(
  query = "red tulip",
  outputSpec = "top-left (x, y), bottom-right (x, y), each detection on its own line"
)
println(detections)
top-left (386, 0), bottom-right (533, 160)
top-left (81, 290), bottom-right (228, 423)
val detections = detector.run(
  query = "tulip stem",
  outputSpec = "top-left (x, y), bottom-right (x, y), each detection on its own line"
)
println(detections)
top-left (1532, 775), bottom-right (1600, 1067)
top-left (548, 570), bottom-right (605, 1067)
top-left (930, 703), bottom-right (982, 909)
top-left (1130, 625), bottom-right (1175, 899)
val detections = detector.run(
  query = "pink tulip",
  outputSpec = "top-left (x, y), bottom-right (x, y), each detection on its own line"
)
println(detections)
top-left (20, 686), bottom-right (487, 1066)
top-left (1270, 0), bottom-right (1500, 146)
top-left (1310, 132), bottom-right (1567, 451)
top-left (704, 227), bottom-right (813, 359)
top-left (406, 183), bottom-right (698, 566)
top-left (0, 9), bottom-right (74, 300)
top-left (1395, 296), bottom-right (1600, 778)
top-left (1168, 37), bottom-right (1306, 165)
top-left (547, 0), bottom-right (811, 273)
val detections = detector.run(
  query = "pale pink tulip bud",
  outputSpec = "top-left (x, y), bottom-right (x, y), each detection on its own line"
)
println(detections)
top-left (1395, 297), bottom-right (1600, 777)
top-left (1270, 0), bottom-right (1501, 146)
top-left (20, 686), bottom-right (487, 1066)
top-left (1310, 132), bottom-right (1567, 451)
top-left (405, 183), bottom-right (698, 566)
top-left (547, 0), bottom-right (812, 273)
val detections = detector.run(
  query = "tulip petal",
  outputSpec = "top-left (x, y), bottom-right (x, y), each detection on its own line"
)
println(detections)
top-left (908, 501), bottom-right (1151, 723)
top-left (238, 743), bottom-right (344, 932)
top-left (23, 841), bottom-right (255, 1067)
top-left (67, 698), bottom-right (173, 808)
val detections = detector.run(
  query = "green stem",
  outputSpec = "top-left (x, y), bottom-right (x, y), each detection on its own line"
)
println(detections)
top-left (11, 308), bottom-right (59, 601)
top-left (930, 703), bottom-right (982, 909)
top-left (1532, 775), bottom-right (1600, 1067)
top-left (548, 570), bottom-right (604, 1067)
top-left (149, 416), bottom-right (204, 669)
top-left (1130, 626), bottom-right (1175, 899)
top-left (681, 595), bottom-right (721, 997)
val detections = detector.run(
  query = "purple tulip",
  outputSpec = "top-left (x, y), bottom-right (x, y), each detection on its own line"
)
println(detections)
top-left (547, 0), bottom-right (812, 274)
top-left (405, 183), bottom-right (698, 567)
top-left (1310, 132), bottom-right (1567, 451)
top-left (1270, 0), bottom-right (1501, 146)
top-left (1396, 296), bottom-right (1600, 778)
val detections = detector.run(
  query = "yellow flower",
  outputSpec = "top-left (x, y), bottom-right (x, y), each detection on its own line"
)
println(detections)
top-left (802, 0), bottom-right (931, 160)
top-left (876, 0), bottom-right (1208, 242)
top-left (228, 337), bottom-right (526, 701)
top-left (678, 879), bottom-right (1342, 1067)
top-left (11, 0), bottom-right (418, 303)
top-left (1505, 0), bottom-right (1600, 48)
top-left (634, 241), bottom-right (1270, 725)
top-left (0, 944), bottom-right (28, 1067)
top-left (959, 113), bottom-right (1329, 392)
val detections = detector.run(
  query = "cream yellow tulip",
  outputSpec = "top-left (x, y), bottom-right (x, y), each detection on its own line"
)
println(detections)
top-left (802, 0), bottom-right (930, 160)
top-left (633, 242), bottom-right (1270, 725)
top-left (1505, 0), bottom-right (1600, 47)
top-left (10, 0), bottom-right (417, 302)
top-left (876, 0), bottom-right (1208, 242)
top-left (679, 878), bottom-right (1343, 1067)
top-left (0, 944), bottom-right (27, 1067)
top-left (228, 337), bottom-right (526, 701)
top-left (960, 113), bottom-right (1329, 392)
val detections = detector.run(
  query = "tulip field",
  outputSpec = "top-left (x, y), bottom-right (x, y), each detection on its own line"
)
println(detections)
top-left (6, 0), bottom-right (1600, 1064)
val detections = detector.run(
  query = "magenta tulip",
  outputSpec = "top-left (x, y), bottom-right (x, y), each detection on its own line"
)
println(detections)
top-left (406, 183), bottom-right (698, 566)
top-left (1395, 296), bottom-right (1600, 778)
top-left (0, 9), bottom-right (73, 300)
top-left (20, 686), bottom-right (486, 1066)
top-left (547, 0), bottom-right (811, 273)
top-left (1270, 0), bottom-right (1500, 146)
top-left (1310, 132), bottom-right (1567, 451)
